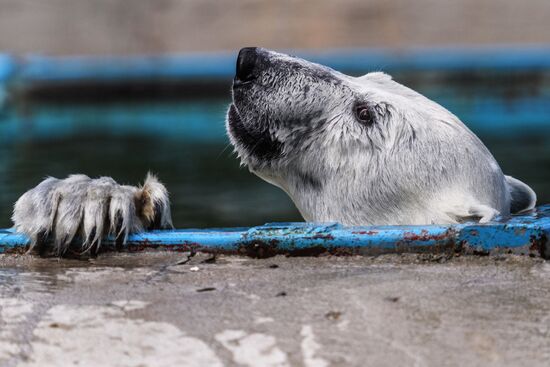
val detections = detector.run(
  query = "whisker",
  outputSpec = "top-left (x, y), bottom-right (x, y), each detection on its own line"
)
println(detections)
top-left (216, 142), bottom-right (234, 160)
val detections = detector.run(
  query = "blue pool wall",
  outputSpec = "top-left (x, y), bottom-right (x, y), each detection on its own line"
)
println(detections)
top-left (1, 46), bottom-right (550, 145)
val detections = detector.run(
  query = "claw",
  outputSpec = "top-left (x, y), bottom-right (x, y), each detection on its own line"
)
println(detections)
top-left (138, 172), bottom-right (173, 230)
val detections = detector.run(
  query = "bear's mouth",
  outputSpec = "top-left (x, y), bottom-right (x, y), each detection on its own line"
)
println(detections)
top-left (227, 104), bottom-right (283, 161)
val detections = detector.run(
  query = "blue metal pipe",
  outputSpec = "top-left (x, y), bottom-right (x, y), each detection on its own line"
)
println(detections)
top-left (1, 46), bottom-right (550, 87)
top-left (1, 205), bottom-right (549, 258)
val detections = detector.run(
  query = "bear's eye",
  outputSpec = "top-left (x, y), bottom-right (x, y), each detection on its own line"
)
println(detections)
top-left (354, 105), bottom-right (375, 126)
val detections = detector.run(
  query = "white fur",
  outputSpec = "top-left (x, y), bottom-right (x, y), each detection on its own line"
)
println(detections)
top-left (12, 173), bottom-right (172, 255)
top-left (227, 48), bottom-right (536, 226)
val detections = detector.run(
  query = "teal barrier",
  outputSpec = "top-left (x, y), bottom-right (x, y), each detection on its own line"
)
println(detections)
top-left (4, 46), bottom-right (550, 84)
top-left (1, 206), bottom-right (549, 258)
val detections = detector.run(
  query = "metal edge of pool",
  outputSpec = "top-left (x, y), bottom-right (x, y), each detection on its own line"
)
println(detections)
top-left (1, 205), bottom-right (549, 258)
top-left (2, 46), bottom-right (550, 86)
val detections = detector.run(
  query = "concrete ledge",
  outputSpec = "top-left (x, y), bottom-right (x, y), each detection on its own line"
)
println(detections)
top-left (1, 205), bottom-right (549, 258)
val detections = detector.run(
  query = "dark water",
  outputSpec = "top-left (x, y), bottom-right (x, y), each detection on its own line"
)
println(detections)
top-left (1, 96), bottom-right (549, 229)
top-left (0, 100), bottom-right (303, 229)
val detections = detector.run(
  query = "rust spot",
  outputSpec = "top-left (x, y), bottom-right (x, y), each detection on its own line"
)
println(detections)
top-left (351, 230), bottom-right (379, 235)
top-left (238, 239), bottom-right (280, 258)
top-left (403, 229), bottom-right (453, 242)
top-left (236, 240), bottom-right (332, 258)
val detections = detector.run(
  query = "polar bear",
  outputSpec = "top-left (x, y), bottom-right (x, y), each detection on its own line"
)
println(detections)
top-left (12, 47), bottom-right (536, 255)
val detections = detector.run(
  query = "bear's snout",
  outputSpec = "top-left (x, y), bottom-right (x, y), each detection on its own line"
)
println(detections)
top-left (234, 47), bottom-right (261, 86)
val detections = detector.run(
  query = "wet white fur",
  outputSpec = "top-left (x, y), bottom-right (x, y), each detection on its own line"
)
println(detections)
top-left (12, 173), bottom-right (172, 255)
top-left (227, 50), bottom-right (536, 226)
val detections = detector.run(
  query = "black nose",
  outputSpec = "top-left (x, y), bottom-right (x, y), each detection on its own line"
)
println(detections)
top-left (235, 47), bottom-right (259, 84)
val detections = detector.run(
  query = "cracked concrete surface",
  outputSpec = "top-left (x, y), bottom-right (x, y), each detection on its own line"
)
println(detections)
top-left (1, 252), bottom-right (550, 366)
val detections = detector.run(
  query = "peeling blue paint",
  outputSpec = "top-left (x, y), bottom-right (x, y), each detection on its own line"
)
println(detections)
top-left (1, 205), bottom-right (549, 258)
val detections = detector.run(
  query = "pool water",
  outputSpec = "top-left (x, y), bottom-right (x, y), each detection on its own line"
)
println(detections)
top-left (0, 99), bottom-right (304, 229)
top-left (1, 76), bottom-right (549, 229)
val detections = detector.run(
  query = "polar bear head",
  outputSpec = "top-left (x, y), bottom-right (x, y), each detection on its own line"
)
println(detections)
top-left (226, 47), bottom-right (509, 225)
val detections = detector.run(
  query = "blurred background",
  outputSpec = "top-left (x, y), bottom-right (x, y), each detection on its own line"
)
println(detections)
top-left (0, 0), bottom-right (549, 228)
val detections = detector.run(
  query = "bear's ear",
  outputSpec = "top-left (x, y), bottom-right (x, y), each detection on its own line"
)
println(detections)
top-left (356, 72), bottom-right (393, 84)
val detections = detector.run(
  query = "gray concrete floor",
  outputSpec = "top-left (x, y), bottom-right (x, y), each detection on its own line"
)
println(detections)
top-left (1, 252), bottom-right (550, 366)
